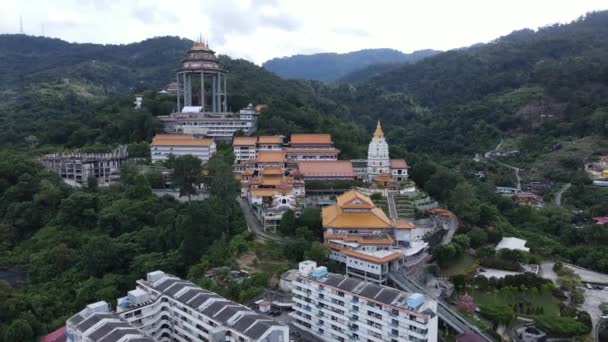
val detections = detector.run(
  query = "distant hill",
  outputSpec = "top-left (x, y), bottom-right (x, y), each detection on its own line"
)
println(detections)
top-left (262, 48), bottom-right (440, 81)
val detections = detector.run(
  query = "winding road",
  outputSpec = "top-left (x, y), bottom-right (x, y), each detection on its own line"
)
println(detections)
top-left (485, 140), bottom-right (521, 190)
top-left (238, 198), bottom-right (286, 243)
top-left (554, 183), bottom-right (571, 207)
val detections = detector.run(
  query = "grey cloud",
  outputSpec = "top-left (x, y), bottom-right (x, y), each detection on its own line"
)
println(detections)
top-left (202, 0), bottom-right (300, 45)
top-left (131, 4), bottom-right (178, 25)
top-left (332, 27), bottom-right (370, 37)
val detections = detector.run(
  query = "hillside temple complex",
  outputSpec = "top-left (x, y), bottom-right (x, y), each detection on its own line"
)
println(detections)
top-left (157, 38), bottom-right (260, 141)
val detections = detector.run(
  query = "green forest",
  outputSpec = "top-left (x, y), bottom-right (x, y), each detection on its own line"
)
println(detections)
top-left (1, 10), bottom-right (608, 341)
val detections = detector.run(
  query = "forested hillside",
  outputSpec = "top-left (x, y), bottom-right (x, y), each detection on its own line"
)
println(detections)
top-left (2, 11), bottom-right (608, 341)
top-left (262, 48), bottom-right (439, 81)
top-left (0, 35), bottom-right (194, 92)
top-left (323, 11), bottom-right (608, 155)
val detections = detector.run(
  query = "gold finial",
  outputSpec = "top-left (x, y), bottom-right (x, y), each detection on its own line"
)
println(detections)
top-left (374, 120), bottom-right (384, 138)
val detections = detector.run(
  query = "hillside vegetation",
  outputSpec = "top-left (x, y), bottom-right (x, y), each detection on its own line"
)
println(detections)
top-left (324, 11), bottom-right (608, 154)
top-left (262, 48), bottom-right (439, 81)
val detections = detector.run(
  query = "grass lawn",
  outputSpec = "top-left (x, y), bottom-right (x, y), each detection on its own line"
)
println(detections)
top-left (440, 254), bottom-right (478, 277)
top-left (464, 289), bottom-right (560, 317)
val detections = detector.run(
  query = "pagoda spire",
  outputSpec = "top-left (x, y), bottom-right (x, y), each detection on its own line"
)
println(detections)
top-left (374, 120), bottom-right (384, 138)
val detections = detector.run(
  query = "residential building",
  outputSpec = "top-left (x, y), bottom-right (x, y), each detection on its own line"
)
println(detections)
top-left (158, 38), bottom-right (259, 140)
top-left (290, 261), bottom-right (438, 342)
top-left (496, 186), bottom-right (520, 195)
top-left (367, 121), bottom-right (390, 180)
top-left (233, 136), bottom-right (257, 163)
top-left (390, 159), bottom-right (408, 181)
top-left (66, 301), bottom-right (154, 342)
top-left (512, 192), bottom-right (544, 207)
top-left (323, 190), bottom-right (427, 284)
top-left (66, 270), bottom-right (289, 342)
top-left (256, 136), bottom-right (284, 151)
top-left (40, 145), bottom-right (128, 185)
top-left (296, 160), bottom-right (355, 180)
top-left (150, 134), bottom-right (216, 163)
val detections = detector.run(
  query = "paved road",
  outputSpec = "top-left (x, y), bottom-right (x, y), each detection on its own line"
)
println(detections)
top-left (553, 183), bottom-right (571, 207)
top-left (485, 139), bottom-right (521, 190)
top-left (389, 272), bottom-right (495, 341)
top-left (238, 198), bottom-right (286, 243)
top-left (440, 213), bottom-right (459, 246)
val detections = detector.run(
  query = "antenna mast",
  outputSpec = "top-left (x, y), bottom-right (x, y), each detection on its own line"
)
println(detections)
top-left (19, 15), bottom-right (24, 34)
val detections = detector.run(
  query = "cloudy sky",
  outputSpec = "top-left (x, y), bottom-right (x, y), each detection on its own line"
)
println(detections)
top-left (2, 0), bottom-right (606, 64)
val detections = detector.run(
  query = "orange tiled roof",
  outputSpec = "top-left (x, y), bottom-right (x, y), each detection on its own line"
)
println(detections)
top-left (429, 208), bottom-right (454, 218)
top-left (336, 189), bottom-right (374, 209)
top-left (241, 169), bottom-right (255, 176)
top-left (390, 159), bottom-right (408, 169)
top-left (374, 173), bottom-right (393, 183)
top-left (393, 219), bottom-right (415, 229)
top-left (152, 134), bottom-right (214, 146)
top-left (323, 206), bottom-right (392, 229)
top-left (233, 136), bottom-right (257, 146)
top-left (257, 136), bottom-right (283, 144)
top-left (290, 134), bottom-right (333, 145)
top-left (261, 167), bottom-right (283, 176)
top-left (297, 161), bottom-right (353, 178)
top-left (256, 151), bottom-right (285, 163)
top-left (322, 190), bottom-right (392, 229)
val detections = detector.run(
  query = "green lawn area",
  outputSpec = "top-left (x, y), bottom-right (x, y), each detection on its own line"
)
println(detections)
top-left (440, 254), bottom-right (478, 277)
top-left (465, 289), bottom-right (560, 317)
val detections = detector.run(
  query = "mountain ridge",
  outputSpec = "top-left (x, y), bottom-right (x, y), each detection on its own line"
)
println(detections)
top-left (262, 48), bottom-right (440, 81)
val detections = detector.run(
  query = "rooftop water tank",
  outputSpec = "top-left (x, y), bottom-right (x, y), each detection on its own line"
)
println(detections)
top-left (312, 266), bottom-right (328, 279)
top-left (128, 289), bottom-right (149, 305)
top-left (147, 270), bottom-right (165, 283)
top-left (407, 293), bottom-right (425, 309)
top-left (86, 301), bottom-right (109, 315)
top-left (298, 261), bottom-right (317, 277)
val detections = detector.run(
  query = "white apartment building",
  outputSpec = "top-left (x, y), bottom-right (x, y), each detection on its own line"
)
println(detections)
top-left (66, 270), bottom-right (289, 342)
top-left (66, 301), bottom-right (155, 342)
top-left (290, 261), bottom-right (438, 342)
top-left (151, 134), bottom-right (216, 163)
top-left (233, 137), bottom-right (258, 163)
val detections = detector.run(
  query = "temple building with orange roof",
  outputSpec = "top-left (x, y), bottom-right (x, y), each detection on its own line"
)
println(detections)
top-left (157, 38), bottom-right (260, 140)
top-left (350, 120), bottom-right (409, 181)
top-left (285, 134), bottom-right (340, 161)
top-left (322, 189), bottom-right (426, 284)
top-left (150, 134), bottom-right (216, 163)
top-left (241, 167), bottom-right (305, 232)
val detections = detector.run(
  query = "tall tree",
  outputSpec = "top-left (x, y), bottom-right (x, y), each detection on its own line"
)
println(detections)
top-left (172, 155), bottom-right (203, 201)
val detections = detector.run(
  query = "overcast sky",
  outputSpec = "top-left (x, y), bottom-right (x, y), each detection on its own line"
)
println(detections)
top-left (2, 0), bottom-right (606, 64)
